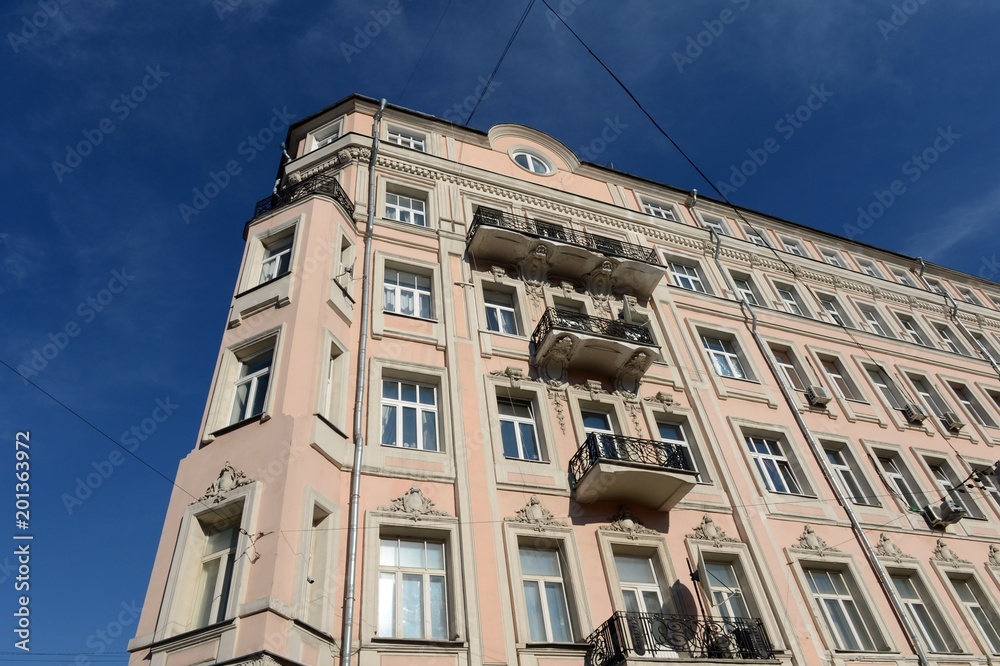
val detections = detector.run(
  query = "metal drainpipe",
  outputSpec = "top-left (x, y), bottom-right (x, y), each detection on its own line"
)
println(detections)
top-left (340, 98), bottom-right (387, 666)
top-left (709, 231), bottom-right (931, 666)
top-left (917, 258), bottom-right (1000, 378)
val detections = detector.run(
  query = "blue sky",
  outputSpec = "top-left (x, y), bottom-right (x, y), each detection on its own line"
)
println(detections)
top-left (1, 0), bottom-right (998, 662)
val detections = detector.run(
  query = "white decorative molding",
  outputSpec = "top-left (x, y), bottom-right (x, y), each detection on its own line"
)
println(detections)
top-left (490, 366), bottom-right (526, 388)
top-left (195, 461), bottom-right (253, 504)
top-left (687, 515), bottom-right (739, 546)
top-left (601, 507), bottom-right (657, 539)
top-left (378, 485), bottom-right (450, 520)
top-left (988, 544), bottom-right (1000, 567)
top-left (931, 539), bottom-right (971, 565)
top-left (506, 495), bottom-right (565, 531)
top-left (875, 533), bottom-right (913, 562)
top-left (794, 525), bottom-right (841, 555)
top-left (547, 381), bottom-right (568, 434)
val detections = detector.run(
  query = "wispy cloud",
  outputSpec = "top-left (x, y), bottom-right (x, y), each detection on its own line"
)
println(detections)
top-left (901, 183), bottom-right (1000, 261)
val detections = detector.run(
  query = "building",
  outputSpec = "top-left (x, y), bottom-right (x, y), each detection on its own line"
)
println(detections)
top-left (128, 94), bottom-right (1000, 666)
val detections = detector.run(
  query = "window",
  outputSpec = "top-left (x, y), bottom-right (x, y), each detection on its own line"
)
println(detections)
top-left (380, 380), bottom-right (438, 451)
top-left (385, 192), bottom-right (427, 227)
top-left (303, 503), bottom-right (334, 628)
top-left (991, 295), bottom-right (1000, 310)
top-left (950, 383), bottom-right (997, 427)
top-left (935, 325), bottom-right (966, 355)
top-left (614, 552), bottom-right (665, 614)
top-left (642, 200), bottom-right (677, 221)
top-left (704, 561), bottom-right (750, 619)
top-left (378, 537), bottom-right (447, 639)
top-left (746, 436), bottom-right (802, 494)
top-left (821, 358), bottom-right (863, 402)
top-left (857, 259), bottom-right (883, 279)
top-left (387, 127), bottom-right (426, 151)
top-left (859, 306), bottom-right (890, 337)
top-left (819, 295), bottom-right (850, 327)
top-left (892, 268), bottom-right (916, 287)
top-left (776, 284), bottom-right (807, 316)
top-left (909, 374), bottom-right (951, 421)
top-left (877, 454), bottom-right (922, 511)
top-left (230, 347), bottom-right (273, 424)
top-left (498, 397), bottom-right (540, 461)
top-left (974, 466), bottom-right (1000, 509)
top-left (865, 366), bottom-right (905, 410)
top-left (949, 576), bottom-right (1000, 654)
top-left (959, 288), bottom-right (982, 306)
top-left (657, 421), bottom-right (700, 481)
top-left (972, 333), bottom-right (999, 363)
top-left (483, 289), bottom-right (518, 335)
top-left (892, 574), bottom-right (959, 653)
top-left (770, 347), bottom-right (806, 391)
top-left (309, 118), bottom-right (343, 150)
top-left (519, 547), bottom-right (573, 642)
top-left (193, 514), bottom-right (239, 629)
top-left (928, 462), bottom-right (983, 519)
top-left (698, 213), bottom-right (729, 236)
top-left (824, 445), bottom-right (875, 506)
top-left (512, 150), bottom-right (552, 175)
top-left (258, 235), bottom-right (293, 284)
top-left (730, 274), bottom-right (760, 306)
top-left (898, 315), bottom-right (928, 346)
top-left (702, 335), bottom-right (749, 379)
top-left (782, 238), bottom-right (807, 257)
top-left (924, 278), bottom-right (946, 296)
top-left (384, 268), bottom-right (432, 319)
top-left (669, 262), bottom-right (707, 293)
top-left (744, 226), bottom-right (769, 247)
top-left (821, 249), bottom-right (845, 268)
top-left (804, 568), bottom-right (882, 652)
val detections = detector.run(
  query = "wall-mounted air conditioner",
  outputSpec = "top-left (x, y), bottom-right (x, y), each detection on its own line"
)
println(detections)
top-left (922, 500), bottom-right (966, 528)
top-left (940, 411), bottom-right (966, 432)
top-left (805, 385), bottom-right (833, 407)
top-left (902, 402), bottom-right (929, 424)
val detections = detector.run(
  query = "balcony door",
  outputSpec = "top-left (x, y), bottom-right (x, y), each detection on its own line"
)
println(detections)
top-left (615, 553), bottom-right (665, 614)
top-left (582, 410), bottom-right (620, 460)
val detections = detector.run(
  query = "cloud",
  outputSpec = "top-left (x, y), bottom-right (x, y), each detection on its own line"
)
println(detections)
top-left (900, 184), bottom-right (1000, 262)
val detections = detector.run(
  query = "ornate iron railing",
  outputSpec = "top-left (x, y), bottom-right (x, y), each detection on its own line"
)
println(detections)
top-left (531, 308), bottom-right (656, 347)
top-left (568, 433), bottom-right (697, 489)
top-left (586, 612), bottom-right (775, 665)
top-left (468, 207), bottom-right (658, 264)
top-left (252, 174), bottom-right (355, 221)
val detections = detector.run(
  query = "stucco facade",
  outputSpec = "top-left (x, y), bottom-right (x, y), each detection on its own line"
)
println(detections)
top-left (129, 94), bottom-right (1000, 666)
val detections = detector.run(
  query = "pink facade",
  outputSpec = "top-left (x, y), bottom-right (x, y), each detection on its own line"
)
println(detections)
top-left (129, 95), bottom-right (1000, 666)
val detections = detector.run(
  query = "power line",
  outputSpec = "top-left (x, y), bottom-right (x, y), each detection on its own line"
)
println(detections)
top-left (465, 0), bottom-right (536, 125)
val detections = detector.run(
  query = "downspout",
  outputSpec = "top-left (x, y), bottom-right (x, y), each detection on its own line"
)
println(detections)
top-left (917, 258), bottom-right (1000, 378)
top-left (340, 98), bottom-right (387, 666)
top-left (710, 231), bottom-right (931, 666)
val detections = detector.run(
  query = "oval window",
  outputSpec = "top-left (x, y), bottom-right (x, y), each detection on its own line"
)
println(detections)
top-left (512, 150), bottom-right (552, 175)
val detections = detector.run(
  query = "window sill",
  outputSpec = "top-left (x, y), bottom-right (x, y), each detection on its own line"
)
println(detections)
top-left (503, 455), bottom-right (548, 464)
top-left (235, 272), bottom-right (290, 298)
top-left (381, 217), bottom-right (432, 231)
top-left (521, 642), bottom-right (590, 650)
top-left (484, 329), bottom-right (527, 340)
top-left (717, 374), bottom-right (761, 385)
top-left (209, 413), bottom-right (266, 438)
top-left (381, 443), bottom-right (446, 455)
top-left (315, 412), bottom-right (348, 439)
top-left (385, 311), bottom-right (438, 324)
top-left (370, 638), bottom-right (466, 648)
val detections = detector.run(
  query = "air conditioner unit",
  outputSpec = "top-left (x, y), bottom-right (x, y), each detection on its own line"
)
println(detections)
top-left (902, 401), bottom-right (929, 424)
top-left (805, 385), bottom-right (833, 407)
top-left (922, 500), bottom-right (966, 528)
top-left (941, 411), bottom-right (966, 432)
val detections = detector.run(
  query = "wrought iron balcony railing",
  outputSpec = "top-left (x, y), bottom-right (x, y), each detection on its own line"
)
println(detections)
top-left (568, 433), bottom-right (697, 490)
top-left (586, 612), bottom-right (775, 665)
top-left (531, 308), bottom-right (656, 347)
top-left (469, 207), bottom-right (658, 264)
top-left (252, 174), bottom-right (355, 221)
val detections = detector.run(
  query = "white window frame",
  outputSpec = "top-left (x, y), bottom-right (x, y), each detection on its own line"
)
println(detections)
top-left (972, 333), bottom-right (999, 363)
top-left (259, 234), bottom-right (294, 285)
top-left (891, 571), bottom-right (960, 653)
top-left (892, 268), bottom-right (916, 287)
top-left (745, 435), bottom-right (803, 495)
top-left (857, 259), bottom-right (883, 279)
top-left (898, 315), bottom-right (929, 346)
top-left (657, 420), bottom-right (701, 482)
top-left (498, 396), bottom-right (542, 461)
top-left (641, 200), bottom-right (678, 220)
top-left (924, 278), bottom-right (947, 296)
top-left (770, 346), bottom-right (806, 391)
top-left (385, 191), bottom-right (427, 227)
top-left (308, 117), bottom-right (343, 151)
top-left (949, 383), bottom-right (997, 427)
top-left (803, 566), bottom-right (883, 652)
top-left (669, 261), bottom-right (708, 293)
top-left (386, 127), bottom-right (426, 151)
top-left (947, 574), bottom-right (1000, 655)
top-left (821, 357), bottom-right (864, 402)
top-left (782, 238), bottom-right (807, 257)
top-left (519, 546), bottom-right (574, 642)
top-left (821, 248), bottom-right (846, 268)
top-left (483, 288), bottom-right (520, 335)
top-left (935, 324), bottom-right (966, 355)
top-left (380, 379), bottom-right (439, 451)
top-left (860, 306), bottom-right (890, 337)
top-left (512, 150), bottom-right (552, 175)
top-left (702, 335), bottom-right (749, 380)
top-left (731, 274), bottom-right (760, 306)
top-left (819, 295), bottom-right (850, 327)
top-left (776, 284), bottom-right (807, 316)
top-left (823, 443), bottom-right (877, 506)
top-left (743, 226), bottom-right (770, 247)
top-left (926, 459), bottom-right (983, 519)
top-left (908, 374), bottom-right (951, 420)
top-left (377, 536), bottom-right (449, 639)
top-left (384, 267), bottom-right (433, 320)
top-left (229, 346), bottom-right (274, 425)
top-left (958, 288), bottom-right (982, 306)
top-left (865, 366), bottom-right (905, 411)
top-left (697, 212), bottom-right (729, 236)
top-left (876, 451), bottom-right (922, 511)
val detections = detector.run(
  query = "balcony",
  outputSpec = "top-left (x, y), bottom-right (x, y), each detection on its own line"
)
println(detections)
top-left (531, 309), bottom-right (658, 388)
top-left (569, 433), bottom-right (698, 511)
top-left (467, 208), bottom-right (664, 298)
top-left (250, 174), bottom-right (355, 223)
top-left (586, 612), bottom-right (775, 665)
